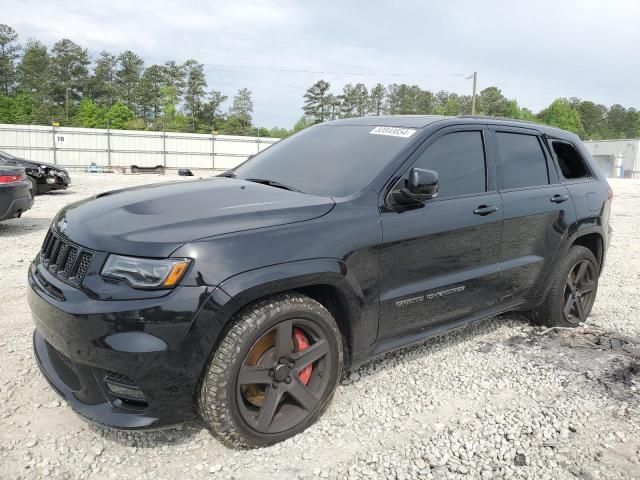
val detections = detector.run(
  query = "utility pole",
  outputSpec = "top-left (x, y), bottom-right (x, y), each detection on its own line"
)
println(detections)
top-left (470, 71), bottom-right (477, 115)
top-left (65, 87), bottom-right (70, 121)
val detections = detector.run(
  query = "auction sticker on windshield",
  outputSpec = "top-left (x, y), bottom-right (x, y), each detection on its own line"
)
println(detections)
top-left (369, 126), bottom-right (416, 138)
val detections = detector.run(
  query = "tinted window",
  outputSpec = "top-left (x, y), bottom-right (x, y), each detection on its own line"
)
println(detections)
top-left (552, 141), bottom-right (591, 179)
top-left (233, 125), bottom-right (415, 196)
top-left (496, 132), bottom-right (549, 189)
top-left (412, 131), bottom-right (486, 198)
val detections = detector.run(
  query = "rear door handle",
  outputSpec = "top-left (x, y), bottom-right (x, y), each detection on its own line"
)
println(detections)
top-left (473, 205), bottom-right (498, 216)
top-left (550, 194), bottom-right (569, 203)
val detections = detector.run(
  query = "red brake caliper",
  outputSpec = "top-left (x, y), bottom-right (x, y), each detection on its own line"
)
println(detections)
top-left (293, 327), bottom-right (312, 386)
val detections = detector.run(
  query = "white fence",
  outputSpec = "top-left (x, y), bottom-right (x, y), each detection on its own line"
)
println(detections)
top-left (0, 124), bottom-right (280, 171)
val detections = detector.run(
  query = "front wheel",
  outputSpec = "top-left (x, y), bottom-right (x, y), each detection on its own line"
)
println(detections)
top-left (198, 293), bottom-right (343, 447)
top-left (530, 245), bottom-right (599, 327)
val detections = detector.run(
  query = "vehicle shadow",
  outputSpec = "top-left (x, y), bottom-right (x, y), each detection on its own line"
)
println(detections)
top-left (89, 417), bottom-right (206, 448)
top-left (348, 312), bottom-right (531, 383)
top-left (0, 216), bottom-right (51, 237)
top-left (89, 314), bottom-right (532, 450)
top-left (42, 190), bottom-right (74, 195)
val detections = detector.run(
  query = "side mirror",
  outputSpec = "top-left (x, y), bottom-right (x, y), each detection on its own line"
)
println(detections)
top-left (392, 168), bottom-right (439, 204)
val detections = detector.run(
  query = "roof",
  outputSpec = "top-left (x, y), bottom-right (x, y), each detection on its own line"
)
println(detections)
top-left (321, 115), bottom-right (571, 136)
top-left (322, 115), bottom-right (451, 128)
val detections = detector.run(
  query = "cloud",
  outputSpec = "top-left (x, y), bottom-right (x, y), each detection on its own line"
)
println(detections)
top-left (4, 0), bottom-right (639, 127)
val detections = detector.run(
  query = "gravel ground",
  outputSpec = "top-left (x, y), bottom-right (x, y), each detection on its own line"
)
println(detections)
top-left (0, 173), bottom-right (639, 480)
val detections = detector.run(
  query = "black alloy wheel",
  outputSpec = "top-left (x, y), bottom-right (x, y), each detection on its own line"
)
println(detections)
top-left (199, 293), bottom-right (343, 447)
top-left (236, 318), bottom-right (333, 434)
top-left (529, 245), bottom-right (600, 328)
top-left (563, 259), bottom-right (597, 324)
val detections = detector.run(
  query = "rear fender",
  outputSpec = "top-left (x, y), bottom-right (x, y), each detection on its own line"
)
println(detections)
top-left (526, 223), bottom-right (606, 305)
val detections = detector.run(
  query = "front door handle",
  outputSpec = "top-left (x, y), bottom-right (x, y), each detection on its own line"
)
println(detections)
top-left (473, 205), bottom-right (498, 216)
top-left (550, 194), bottom-right (569, 203)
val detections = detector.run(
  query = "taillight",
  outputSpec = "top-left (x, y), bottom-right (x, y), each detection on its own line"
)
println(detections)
top-left (0, 174), bottom-right (23, 184)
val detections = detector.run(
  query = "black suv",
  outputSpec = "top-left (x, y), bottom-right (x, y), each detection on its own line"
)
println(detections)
top-left (28, 116), bottom-right (612, 447)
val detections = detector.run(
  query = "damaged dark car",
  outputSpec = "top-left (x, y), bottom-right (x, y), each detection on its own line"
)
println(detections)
top-left (0, 150), bottom-right (70, 195)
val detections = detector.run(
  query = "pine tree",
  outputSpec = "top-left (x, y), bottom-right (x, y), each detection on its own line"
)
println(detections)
top-left (201, 90), bottom-right (228, 130)
top-left (353, 83), bottom-right (369, 117)
top-left (303, 80), bottom-right (331, 122)
top-left (89, 51), bottom-right (117, 107)
top-left (0, 24), bottom-right (20, 95)
top-left (17, 40), bottom-right (51, 124)
top-left (339, 84), bottom-right (360, 118)
top-left (115, 50), bottom-right (144, 112)
top-left (162, 61), bottom-right (185, 102)
top-left (229, 88), bottom-right (253, 131)
top-left (182, 59), bottom-right (207, 131)
top-left (136, 64), bottom-right (165, 126)
top-left (49, 39), bottom-right (90, 121)
top-left (369, 83), bottom-right (386, 116)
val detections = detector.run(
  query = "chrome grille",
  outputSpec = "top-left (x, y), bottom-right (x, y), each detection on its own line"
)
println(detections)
top-left (59, 247), bottom-right (78, 276)
top-left (74, 252), bottom-right (92, 281)
top-left (40, 228), bottom-right (94, 285)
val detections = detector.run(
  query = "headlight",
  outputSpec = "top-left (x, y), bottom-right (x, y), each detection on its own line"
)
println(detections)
top-left (101, 255), bottom-right (191, 289)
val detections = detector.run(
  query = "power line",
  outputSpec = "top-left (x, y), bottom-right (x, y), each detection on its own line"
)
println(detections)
top-left (123, 52), bottom-right (471, 78)
top-left (197, 63), bottom-right (469, 78)
top-left (87, 47), bottom-right (474, 79)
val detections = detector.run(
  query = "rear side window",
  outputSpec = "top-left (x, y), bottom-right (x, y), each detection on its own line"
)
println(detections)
top-left (552, 141), bottom-right (591, 180)
top-left (495, 132), bottom-right (549, 189)
top-left (412, 131), bottom-right (486, 198)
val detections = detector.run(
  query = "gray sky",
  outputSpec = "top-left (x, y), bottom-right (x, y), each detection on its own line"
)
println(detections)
top-left (5, 0), bottom-right (640, 128)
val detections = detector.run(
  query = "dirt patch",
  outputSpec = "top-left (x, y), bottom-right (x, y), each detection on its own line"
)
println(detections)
top-left (608, 360), bottom-right (640, 387)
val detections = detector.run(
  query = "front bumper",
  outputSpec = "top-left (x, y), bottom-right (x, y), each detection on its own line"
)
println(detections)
top-left (28, 263), bottom-right (224, 429)
top-left (42, 174), bottom-right (70, 192)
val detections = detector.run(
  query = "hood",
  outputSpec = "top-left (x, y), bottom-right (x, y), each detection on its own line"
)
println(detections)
top-left (55, 177), bottom-right (335, 257)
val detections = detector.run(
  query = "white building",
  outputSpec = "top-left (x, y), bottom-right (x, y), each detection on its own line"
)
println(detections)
top-left (582, 139), bottom-right (640, 178)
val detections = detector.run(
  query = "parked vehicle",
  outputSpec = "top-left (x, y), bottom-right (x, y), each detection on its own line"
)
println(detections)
top-left (0, 166), bottom-right (34, 222)
top-left (28, 116), bottom-right (612, 447)
top-left (0, 150), bottom-right (70, 195)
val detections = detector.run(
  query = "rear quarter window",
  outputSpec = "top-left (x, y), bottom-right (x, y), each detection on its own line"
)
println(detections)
top-left (551, 141), bottom-right (592, 180)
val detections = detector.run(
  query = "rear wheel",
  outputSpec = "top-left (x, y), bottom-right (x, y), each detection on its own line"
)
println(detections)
top-left (198, 293), bottom-right (343, 447)
top-left (530, 245), bottom-right (599, 327)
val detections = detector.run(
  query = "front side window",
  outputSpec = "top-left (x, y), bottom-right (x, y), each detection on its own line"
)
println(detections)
top-left (496, 132), bottom-right (549, 189)
top-left (411, 131), bottom-right (486, 198)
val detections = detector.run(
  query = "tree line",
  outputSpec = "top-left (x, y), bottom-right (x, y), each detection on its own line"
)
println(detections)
top-left (0, 24), bottom-right (291, 137)
top-left (301, 80), bottom-right (640, 140)
top-left (1, 23), bottom-right (638, 140)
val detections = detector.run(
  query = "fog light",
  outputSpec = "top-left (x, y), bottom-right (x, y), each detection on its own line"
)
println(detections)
top-left (106, 381), bottom-right (146, 401)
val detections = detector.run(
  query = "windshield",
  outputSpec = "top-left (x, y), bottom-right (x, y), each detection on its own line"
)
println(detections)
top-left (232, 125), bottom-right (416, 196)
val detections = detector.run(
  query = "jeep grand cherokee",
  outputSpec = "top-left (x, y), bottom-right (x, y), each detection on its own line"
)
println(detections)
top-left (28, 115), bottom-right (612, 447)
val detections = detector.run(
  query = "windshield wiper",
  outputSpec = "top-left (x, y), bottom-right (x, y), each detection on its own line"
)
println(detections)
top-left (245, 178), bottom-right (305, 193)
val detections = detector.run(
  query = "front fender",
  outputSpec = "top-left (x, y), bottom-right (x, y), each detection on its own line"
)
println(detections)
top-left (219, 258), bottom-right (364, 303)
top-left (195, 257), bottom-right (376, 369)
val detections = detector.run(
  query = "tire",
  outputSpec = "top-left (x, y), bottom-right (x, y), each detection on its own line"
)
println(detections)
top-left (529, 245), bottom-right (599, 327)
top-left (198, 292), bottom-right (343, 448)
